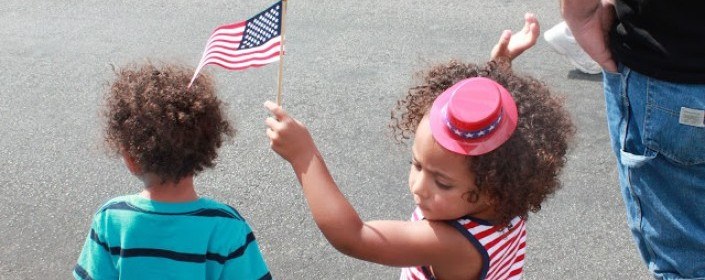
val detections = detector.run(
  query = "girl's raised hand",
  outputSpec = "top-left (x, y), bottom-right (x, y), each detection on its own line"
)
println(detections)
top-left (490, 12), bottom-right (540, 63)
top-left (264, 101), bottom-right (318, 168)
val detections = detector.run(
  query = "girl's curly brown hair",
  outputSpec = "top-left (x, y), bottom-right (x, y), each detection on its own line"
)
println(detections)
top-left (391, 60), bottom-right (575, 226)
top-left (103, 62), bottom-right (235, 183)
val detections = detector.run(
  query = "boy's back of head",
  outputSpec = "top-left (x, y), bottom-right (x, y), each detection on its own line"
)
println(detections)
top-left (103, 62), bottom-right (235, 183)
top-left (75, 63), bottom-right (271, 280)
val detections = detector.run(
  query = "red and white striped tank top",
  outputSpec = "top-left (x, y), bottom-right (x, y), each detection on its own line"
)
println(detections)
top-left (400, 208), bottom-right (527, 280)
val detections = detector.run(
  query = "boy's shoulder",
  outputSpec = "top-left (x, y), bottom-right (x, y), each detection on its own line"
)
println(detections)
top-left (196, 196), bottom-right (246, 221)
top-left (93, 194), bottom-right (245, 221)
top-left (95, 194), bottom-right (138, 213)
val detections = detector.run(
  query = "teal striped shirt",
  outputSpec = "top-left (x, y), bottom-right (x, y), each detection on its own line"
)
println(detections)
top-left (74, 194), bottom-right (271, 280)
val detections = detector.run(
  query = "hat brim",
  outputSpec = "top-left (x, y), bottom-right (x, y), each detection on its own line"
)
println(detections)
top-left (429, 79), bottom-right (518, 156)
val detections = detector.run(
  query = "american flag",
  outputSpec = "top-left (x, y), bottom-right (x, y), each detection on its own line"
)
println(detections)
top-left (189, 1), bottom-right (283, 86)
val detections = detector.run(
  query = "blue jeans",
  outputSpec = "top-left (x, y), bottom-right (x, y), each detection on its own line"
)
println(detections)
top-left (603, 65), bottom-right (705, 280)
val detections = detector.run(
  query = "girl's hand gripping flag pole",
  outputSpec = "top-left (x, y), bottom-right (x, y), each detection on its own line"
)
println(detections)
top-left (189, 0), bottom-right (288, 106)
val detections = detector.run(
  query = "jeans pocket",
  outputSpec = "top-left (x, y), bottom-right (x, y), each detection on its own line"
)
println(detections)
top-left (602, 70), bottom-right (622, 89)
top-left (603, 67), bottom-right (629, 157)
top-left (643, 80), bottom-right (705, 165)
top-left (603, 68), bottom-right (626, 113)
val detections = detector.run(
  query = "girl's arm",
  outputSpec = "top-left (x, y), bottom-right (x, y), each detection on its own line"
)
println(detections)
top-left (490, 13), bottom-right (540, 63)
top-left (264, 102), bottom-right (479, 270)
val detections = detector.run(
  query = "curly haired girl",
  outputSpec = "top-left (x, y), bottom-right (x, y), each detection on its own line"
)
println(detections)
top-left (265, 14), bottom-right (574, 280)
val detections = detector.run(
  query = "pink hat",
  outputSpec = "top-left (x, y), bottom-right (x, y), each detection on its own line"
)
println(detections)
top-left (429, 77), bottom-right (518, 155)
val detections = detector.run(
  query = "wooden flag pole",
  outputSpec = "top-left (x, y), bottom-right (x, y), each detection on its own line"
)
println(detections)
top-left (276, 0), bottom-right (288, 106)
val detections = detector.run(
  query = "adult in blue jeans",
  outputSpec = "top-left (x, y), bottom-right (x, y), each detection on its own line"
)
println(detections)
top-left (561, 0), bottom-right (705, 279)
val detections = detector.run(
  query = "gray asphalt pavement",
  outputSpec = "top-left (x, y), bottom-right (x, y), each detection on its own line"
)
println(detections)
top-left (0, 1), bottom-right (651, 279)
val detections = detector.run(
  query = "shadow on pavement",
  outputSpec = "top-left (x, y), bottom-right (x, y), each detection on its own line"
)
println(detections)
top-left (567, 69), bottom-right (603, 82)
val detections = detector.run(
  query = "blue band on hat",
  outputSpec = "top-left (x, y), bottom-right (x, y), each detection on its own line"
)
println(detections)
top-left (442, 105), bottom-right (503, 140)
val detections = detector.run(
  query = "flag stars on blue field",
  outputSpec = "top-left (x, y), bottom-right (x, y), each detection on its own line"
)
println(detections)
top-left (239, 3), bottom-right (282, 50)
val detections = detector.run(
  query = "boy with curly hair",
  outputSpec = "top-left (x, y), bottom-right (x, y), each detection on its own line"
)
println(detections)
top-left (74, 63), bottom-right (271, 280)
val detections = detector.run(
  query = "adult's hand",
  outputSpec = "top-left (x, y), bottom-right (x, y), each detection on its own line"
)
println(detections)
top-left (562, 0), bottom-right (617, 72)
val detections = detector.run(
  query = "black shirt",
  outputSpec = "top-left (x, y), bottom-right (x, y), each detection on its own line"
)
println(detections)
top-left (610, 0), bottom-right (705, 83)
